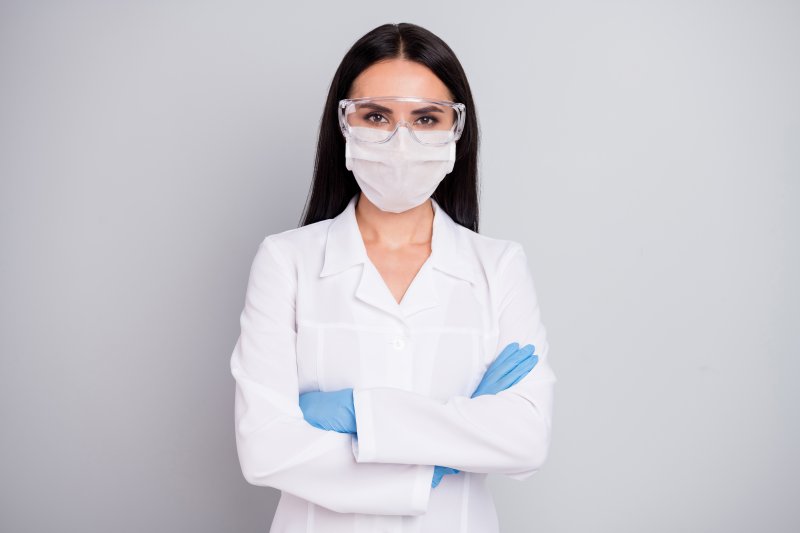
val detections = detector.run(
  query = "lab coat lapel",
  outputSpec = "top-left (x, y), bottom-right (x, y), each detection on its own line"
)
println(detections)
top-left (319, 193), bottom-right (475, 321)
top-left (354, 260), bottom-right (409, 319)
top-left (319, 194), bottom-right (367, 278)
top-left (396, 257), bottom-right (438, 318)
top-left (398, 196), bottom-right (482, 317)
top-left (355, 255), bottom-right (440, 320)
top-left (319, 194), bottom-right (402, 319)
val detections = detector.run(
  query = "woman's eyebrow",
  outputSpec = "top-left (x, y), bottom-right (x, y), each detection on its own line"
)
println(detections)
top-left (357, 102), bottom-right (394, 113)
top-left (355, 103), bottom-right (445, 114)
top-left (410, 106), bottom-right (445, 115)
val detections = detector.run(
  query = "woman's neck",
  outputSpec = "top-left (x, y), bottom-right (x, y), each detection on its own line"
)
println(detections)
top-left (354, 193), bottom-right (434, 249)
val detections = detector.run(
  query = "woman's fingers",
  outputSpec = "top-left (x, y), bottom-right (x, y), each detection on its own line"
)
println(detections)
top-left (471, 342), bottom-right (537, 398)
top-left (474, 343), bottom-right (516, 390)
top-left (485, 344), bottom-right (535, 382)
top-left (488, 342), bottom-right (520, 371)
top-left (483, 342), bottom-right (525, 380)
top-left (432, 465), bottom-right (461, 488)
top-left (498, 354), bottom-right (539, 389)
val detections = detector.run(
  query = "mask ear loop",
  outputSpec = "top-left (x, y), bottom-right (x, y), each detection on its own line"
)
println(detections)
top-left (345, 139), bottom-right (353, 171)
top-left (445, 141), bottom-right (456, 173)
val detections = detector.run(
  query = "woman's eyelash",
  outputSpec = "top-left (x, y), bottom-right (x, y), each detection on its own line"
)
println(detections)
top-left (363, 113), bottom-right (439, 125)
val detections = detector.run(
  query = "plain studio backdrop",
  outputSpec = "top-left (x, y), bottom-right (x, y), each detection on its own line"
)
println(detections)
top-left (1, 1), bottom-right (798, 531)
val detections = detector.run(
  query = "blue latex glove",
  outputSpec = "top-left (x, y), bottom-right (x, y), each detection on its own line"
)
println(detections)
top-left (299, 388), bottom-right (357, 434)
top-left (432, 466), bottom-right (460, 488)
top-left (432, 342), bottom-right (539, 488)
top-left (472, 342), bottom-right (538, 398)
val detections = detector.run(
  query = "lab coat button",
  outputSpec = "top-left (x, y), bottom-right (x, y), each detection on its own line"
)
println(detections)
top-left (391, 338), bottom-right (405, 350)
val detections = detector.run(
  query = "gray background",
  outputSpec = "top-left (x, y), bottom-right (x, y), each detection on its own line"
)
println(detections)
top-left (1, 1), bottom-right (797, 531)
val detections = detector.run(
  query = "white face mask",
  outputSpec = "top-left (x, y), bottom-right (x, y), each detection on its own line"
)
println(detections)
top-left (345, 126), bottom-right (456, 213)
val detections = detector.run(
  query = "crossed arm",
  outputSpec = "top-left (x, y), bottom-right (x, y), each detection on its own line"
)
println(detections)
top-left (230, 236), bottom-right (557, 515)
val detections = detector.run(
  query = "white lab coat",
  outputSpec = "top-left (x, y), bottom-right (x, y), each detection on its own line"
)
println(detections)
top-left (230, 192), bottom-right (557, 532)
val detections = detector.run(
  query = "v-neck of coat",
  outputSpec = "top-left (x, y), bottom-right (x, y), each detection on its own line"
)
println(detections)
top-left (319, 192), bottom-right (476, 322)
top-left (355, 197), bottom-right (440, 321)
top-left (359, 243), bottom-right (437, 318)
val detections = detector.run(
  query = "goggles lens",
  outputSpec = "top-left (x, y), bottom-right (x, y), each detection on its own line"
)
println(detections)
top-left (339, 97), bottom-right (465, 145)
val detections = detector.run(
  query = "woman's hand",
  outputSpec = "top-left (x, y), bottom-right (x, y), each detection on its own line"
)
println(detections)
top-left (431, 342), bottom-right (539, 488)
top-left (472, 342), bottom-right (538, 398)
top-left (298, 388), bottom-right (357, 434)
top-left (432, 465), bottom-right (460, 488)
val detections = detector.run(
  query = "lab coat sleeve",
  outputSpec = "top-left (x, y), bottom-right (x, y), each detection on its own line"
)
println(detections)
top-left (351, 242), bottom-right (557, 479)
top-left (231, 236), bottom-right (435, 515)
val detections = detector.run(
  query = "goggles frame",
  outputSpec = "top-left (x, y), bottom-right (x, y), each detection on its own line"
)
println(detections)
top-left (338, 96), bottom-right (466, 146)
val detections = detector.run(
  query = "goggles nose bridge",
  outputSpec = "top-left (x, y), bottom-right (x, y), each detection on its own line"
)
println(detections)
top-left (385, 120), bottom-right (420, 144)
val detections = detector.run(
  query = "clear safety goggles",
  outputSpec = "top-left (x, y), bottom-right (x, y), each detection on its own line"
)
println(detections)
top-left (338, 96), bottom-right (466, 146)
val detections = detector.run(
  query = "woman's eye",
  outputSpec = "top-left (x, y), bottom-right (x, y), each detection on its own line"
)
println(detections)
top-left (415, 116), bottom-right (438, 126)
top-left (365, 113), bottom-right (388, 124)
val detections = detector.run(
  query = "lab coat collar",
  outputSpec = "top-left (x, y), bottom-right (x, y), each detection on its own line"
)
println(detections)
top-left (320, 192), bottom-right (476, 285)
top-left (319, 192), bottom-right (476, 319)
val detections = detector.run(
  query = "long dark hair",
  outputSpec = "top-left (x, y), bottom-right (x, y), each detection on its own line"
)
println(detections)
top-left (298, 22), bottom-right (481, 232)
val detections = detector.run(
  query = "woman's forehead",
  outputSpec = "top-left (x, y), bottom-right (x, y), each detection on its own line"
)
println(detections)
top-left (349, 59), bottom-right (452, 101)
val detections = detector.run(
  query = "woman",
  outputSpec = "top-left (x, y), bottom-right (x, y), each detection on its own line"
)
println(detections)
top-left (230, 22), bottom-right (557, 532)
